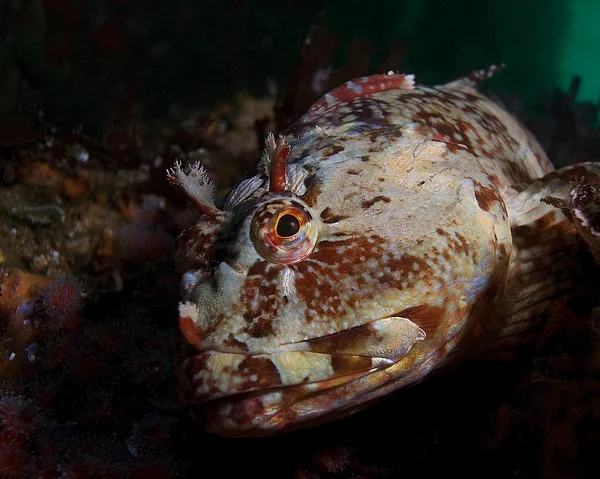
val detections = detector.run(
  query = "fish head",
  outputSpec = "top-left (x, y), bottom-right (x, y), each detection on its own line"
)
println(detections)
top-left (170, 89), bottom-right (512, 437)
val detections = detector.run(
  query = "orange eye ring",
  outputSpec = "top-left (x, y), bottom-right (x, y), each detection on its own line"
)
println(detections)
top-left (251, 199), bottom-right (318, 264)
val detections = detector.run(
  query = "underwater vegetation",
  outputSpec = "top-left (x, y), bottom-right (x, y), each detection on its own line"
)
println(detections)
top-left (0, 0), bottom-right (600, 477)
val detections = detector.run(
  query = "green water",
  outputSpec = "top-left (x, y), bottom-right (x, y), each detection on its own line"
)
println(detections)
top-left (558, 0), bottom-right (600, 103)
top-left (3, 0), bottom-right (597, 131)
top-left (326, 0), bottom-right (599, 105)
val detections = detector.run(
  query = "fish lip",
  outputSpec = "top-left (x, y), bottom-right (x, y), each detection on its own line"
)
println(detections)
top-left (187, 349), bottom-right (427, 438)
top-left (179, 314), bottom-right (425, 404)
top-left (177, 348), bottom-right (390, 403)
top-left (186, 351), bottom-right (431, 437)
top-left (178, 348), bottom-right (413, 438)
top-left (185, 363), bottom-right (378, 437)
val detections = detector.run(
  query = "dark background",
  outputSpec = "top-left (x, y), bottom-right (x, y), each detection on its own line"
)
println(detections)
top-left (0, 0), bottom-right (582, 134)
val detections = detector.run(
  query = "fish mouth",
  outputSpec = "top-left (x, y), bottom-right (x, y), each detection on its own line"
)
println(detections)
top-left (177, 315), bottom-right (426, 437)
top-left (186, 362), bottom-right (381, 437)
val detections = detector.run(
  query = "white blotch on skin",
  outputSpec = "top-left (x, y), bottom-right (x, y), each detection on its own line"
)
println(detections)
top-left (179, 301), bottom-right (200, 323)
top-left (261, 391), bottom-right (284, 409)
top-left (280, 268), bottom-right (296, 299)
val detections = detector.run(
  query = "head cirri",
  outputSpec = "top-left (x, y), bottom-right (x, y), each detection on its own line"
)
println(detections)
top-left (168, 71), bottom-right (518, 437)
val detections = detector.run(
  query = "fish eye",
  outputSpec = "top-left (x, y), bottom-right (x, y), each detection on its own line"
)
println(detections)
top-left (276, 214), bottom-right (300, 237)
top-left (251, 199), bottom-right (318, 264)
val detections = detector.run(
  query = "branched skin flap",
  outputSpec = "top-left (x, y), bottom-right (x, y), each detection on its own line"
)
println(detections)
top-left (170, 70), bottom-right (585, 437)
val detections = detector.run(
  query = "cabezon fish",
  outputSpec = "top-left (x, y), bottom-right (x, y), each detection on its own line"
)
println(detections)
top-left (168, 68), bottom-right (600, 437)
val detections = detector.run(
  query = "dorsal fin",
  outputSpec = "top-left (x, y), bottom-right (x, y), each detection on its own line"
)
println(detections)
top-left (308, 72), bottom-right (415, 115)
top-left (443, 64), bottom-right (505, 90)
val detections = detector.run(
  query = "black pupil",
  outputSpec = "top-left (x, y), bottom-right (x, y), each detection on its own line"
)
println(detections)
top-left (276, 214), bottom-right (300, 237)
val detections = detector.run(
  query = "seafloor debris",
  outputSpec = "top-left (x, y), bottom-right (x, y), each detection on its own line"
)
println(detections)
top-left (0, 83), bottom-right (281, 477)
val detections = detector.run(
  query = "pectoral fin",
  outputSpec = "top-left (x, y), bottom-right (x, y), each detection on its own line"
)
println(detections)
top-left (492, 163), bottom-right (600, 355)
top-left (541, 172), bottom-right (600, 264)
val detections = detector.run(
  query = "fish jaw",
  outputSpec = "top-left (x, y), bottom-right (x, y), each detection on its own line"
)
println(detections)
top-left (177, 314), bottom-right (427, 437)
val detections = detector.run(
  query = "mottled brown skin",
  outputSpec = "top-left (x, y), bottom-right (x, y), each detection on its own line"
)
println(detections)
top-left (170, 71), bottom-right (600, 437)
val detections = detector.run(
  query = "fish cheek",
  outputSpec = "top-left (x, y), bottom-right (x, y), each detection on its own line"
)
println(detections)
top-left (291, 235), bottom-right (416, 326)
top-left (293, 260), bottom-right (346, 324)
top-left (291, 237), bottom-right (380, 324)
top-left (235, 260), bottom-right (286, 340)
